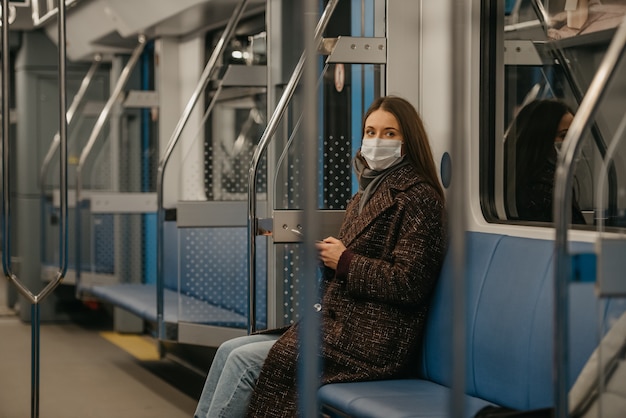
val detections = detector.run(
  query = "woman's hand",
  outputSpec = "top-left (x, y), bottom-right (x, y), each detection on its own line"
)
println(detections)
top-left (315, 236), bottom-right (346, 270)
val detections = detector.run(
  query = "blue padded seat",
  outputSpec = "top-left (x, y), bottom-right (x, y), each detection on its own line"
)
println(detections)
top-left (87, 283), bottom-right (248, 326)
top-left (318, 380), bottom-right (492, 418)
top-left (318, 232), bottom-right (620, 418)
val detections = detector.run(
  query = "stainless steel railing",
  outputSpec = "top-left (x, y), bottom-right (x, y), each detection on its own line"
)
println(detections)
top-left (246, 0), bottom-right (339, 335)
top-left (449, 2), bottom-right (469, 417)
top-left (155, 0), bottom-right (250, 340)
top-left (553, 14), bottom-right (626, 418)
top-left (1, 0), bottom-right (68, 416)
top-left (40, 54), bottom-right (102, 192)
top-left (74, 37), bottom-right (146, 291)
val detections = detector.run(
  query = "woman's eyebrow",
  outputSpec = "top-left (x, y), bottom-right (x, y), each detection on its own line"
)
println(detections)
top-left (364, 126), bottom-right (400, 135)
top-left (366, 126), bottom-right (398, 131)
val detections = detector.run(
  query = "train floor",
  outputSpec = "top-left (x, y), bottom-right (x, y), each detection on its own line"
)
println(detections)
top-left (0, 280), bottom-right (209, 418)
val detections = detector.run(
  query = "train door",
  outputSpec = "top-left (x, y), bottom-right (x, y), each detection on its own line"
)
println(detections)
top-left (167, 10), bottom-right (271, 345)
top-left (244, 0), bottom-right (392, 332)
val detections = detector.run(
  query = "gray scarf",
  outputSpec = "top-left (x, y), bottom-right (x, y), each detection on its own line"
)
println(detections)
top-left (353, 153), bottom-right (409, 213)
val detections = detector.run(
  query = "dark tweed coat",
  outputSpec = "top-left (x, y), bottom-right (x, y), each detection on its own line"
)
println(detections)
top-left (246, 164), bottom-right (447, 417)
top-left (516, 160), bottom-right (586, 224)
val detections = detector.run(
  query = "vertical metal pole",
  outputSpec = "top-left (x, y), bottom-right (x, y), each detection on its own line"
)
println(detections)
top-left (58, 0), bottom-right (68, 279)
top-left (0, 2), bottom-right (71, 417)
top-left (31, 304), bottom-right (40, 418)
top-left (2, 0), bottom-right (68, 415)
top-left (299, 0), bottom-right (321, 416)
top-left (450, 1), bottom-right (467, 417)
top-left (1, 0), bottom-right (10, 276)
top-left (247, 0), bottom-right (339, 334)
top-left (33, 3), bottom-right (66, 417)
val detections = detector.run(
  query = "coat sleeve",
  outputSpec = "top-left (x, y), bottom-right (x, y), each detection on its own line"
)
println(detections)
top-left (339, 184), bottom-right (446, 307)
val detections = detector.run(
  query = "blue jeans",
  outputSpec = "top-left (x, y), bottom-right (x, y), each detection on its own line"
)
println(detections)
top-left (193, 334), bottom-right (279, 418)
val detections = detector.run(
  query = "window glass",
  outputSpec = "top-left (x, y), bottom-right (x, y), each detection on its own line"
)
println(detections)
top-left (484, 0), bottom-right (626, 227)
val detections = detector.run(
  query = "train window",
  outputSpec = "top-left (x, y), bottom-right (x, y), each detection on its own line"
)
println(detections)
top-left (205, 94), bottom-right (267, 201)
top-left (200, 22), bottom-right (268, 202)
top-left (271, 61), bottom-right (382, 326)
top-left (483, 0), bottom-right (626, 227)
top-left (271, 63), bottom-right (383, 213)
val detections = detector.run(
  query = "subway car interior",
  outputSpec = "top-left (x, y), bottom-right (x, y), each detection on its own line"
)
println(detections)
top-left (1, 0), bottom-right (626, 417)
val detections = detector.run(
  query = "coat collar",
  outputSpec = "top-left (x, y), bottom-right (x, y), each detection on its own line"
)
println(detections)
top-left (341, 164), bottom-right (424, 247)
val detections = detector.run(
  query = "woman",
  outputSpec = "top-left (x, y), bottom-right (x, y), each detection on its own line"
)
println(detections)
top-left (509, 98), bottom-right (586, 224)
top-left (194, 95), bottom-right (447, 418)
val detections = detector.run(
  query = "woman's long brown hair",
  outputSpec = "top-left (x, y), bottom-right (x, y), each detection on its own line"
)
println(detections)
top-left (363, 96), bottom-right (444, 199)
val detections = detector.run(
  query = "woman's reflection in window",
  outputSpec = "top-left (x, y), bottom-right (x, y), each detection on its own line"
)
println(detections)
top-left (507, 99), bottom-right (586, 224)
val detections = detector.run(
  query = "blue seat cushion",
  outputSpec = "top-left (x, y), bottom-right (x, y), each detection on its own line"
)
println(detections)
top-left (318, 233), bottom-right (621, 417)
top-left (86, 283), bottom-right (248, 327)
top-left (318, 380), bottom-right (493, 418)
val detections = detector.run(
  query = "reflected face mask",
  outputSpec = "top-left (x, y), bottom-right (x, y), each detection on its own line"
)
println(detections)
top-left (360, 138), bottom-right (403, 171)
top-left (554, 141), bottom-right (564, 155)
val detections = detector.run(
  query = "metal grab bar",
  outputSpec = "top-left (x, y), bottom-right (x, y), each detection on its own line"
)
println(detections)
top-left (1, 0), bottom-right (69, 415)
top-left (449, 1), bottom-right (469, 417)
top-left (155, 0), bottom-right (250, 340)
top-left (247, 0), bottom-right (339, 334)
top-left (73, 37), bottom-right (146, 292)
top-left (298, 0), bottom-right (324, 414)
top-left (1, 1), bottom-right (69, 305)
top-left (553, 15), bottom-right (626, 418)
top-left (39, 54), bottom-right (102, 191)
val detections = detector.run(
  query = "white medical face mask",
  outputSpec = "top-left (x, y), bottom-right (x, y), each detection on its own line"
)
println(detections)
top-left (360, 138), bottom-right (403, 171)
top-left (554, 140), bottom-right (581, 166)
top-left (554, 141), bottom-right (563, 155)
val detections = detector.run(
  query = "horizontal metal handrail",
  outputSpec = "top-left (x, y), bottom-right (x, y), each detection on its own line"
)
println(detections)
top-left (155, 0), bottom-right (250, 341)
top-left (552, 14), bottom-right (626, 418)
top-left (247, 0), bottom-right (339, 334)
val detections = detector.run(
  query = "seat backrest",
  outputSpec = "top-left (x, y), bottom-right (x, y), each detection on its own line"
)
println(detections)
top-left (420, 232), bottom-right (613, 410)
top-left (470, 234), bottom-right (556, 408)
top-left (419, 231), bottom-right (503, 389)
